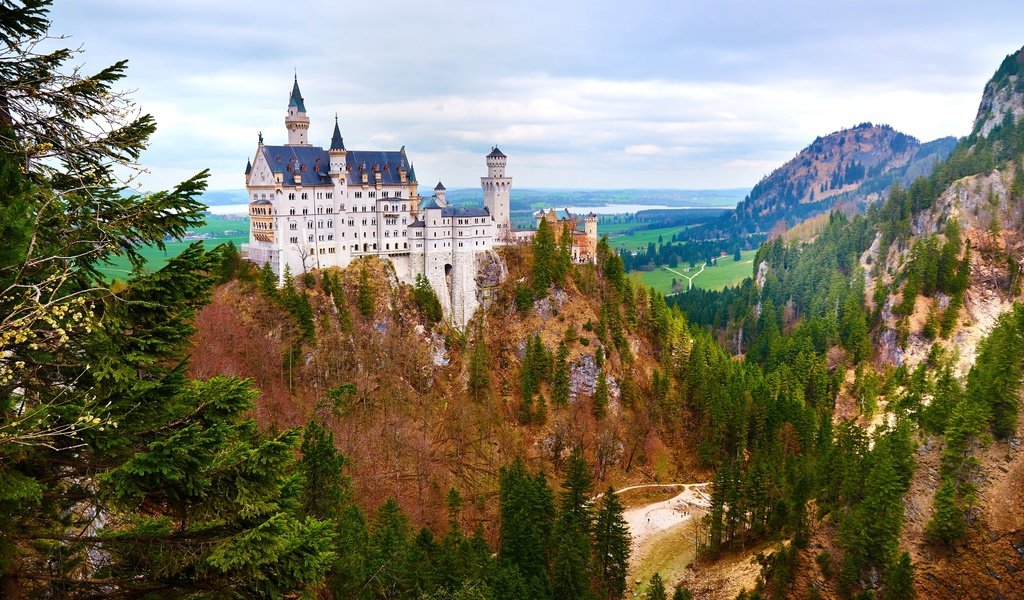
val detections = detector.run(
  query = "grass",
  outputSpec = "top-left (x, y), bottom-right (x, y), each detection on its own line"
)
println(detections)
top-left (606, 226), bottom-right (689, 251)
top-left (97, 214), bottom-right (249, 281)
top-left (629, 249), bottom-right (758, 295)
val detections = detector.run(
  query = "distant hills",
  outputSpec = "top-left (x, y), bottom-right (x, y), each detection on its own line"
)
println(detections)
top-left (198, 187), bottom-right (746, 211)
top-left (699, 123), bottom-right (957, 237)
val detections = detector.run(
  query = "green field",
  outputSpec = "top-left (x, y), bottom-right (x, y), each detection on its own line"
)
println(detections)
top-left (98, 215), bottom-right (249, 281)
top-left (629, 249), bottom-right (757, 295)
top-left (606, 226), bottom-right (689, 251)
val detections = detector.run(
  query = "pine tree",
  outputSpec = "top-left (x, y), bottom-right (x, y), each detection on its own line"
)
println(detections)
top-left (553, 341), bottom-right (571, 405)
top-left (358, 264), bottom-right (375, 317)
top-left (533, 217), bottom-right (556, 295)
top-left (593, 368), bottom-right (609, 419)
top-left (885, 551), bottom-right (915, 600)
top-left (0, 4), bottom-right (334, 594)
top-left (498, 458), bottom-right (555, 596)
top-left (924, 477), bottom-right (966, 547)
top-left (552, 448), bottom-right (594, 600)
top-left (415, 273), bottom-right (444, 324)
top-left (593, 487), bottom-right (630, 600)
top-left (672, 587), bottom-right (694, 600)
top-left (645, 573), bottom-right (668, 600)
top-left (469, 328), bottom-right (492, 403)
top-left (367, 498), bottom-right (413, 597)
top-left (258, 260), bottom-right (278, 297)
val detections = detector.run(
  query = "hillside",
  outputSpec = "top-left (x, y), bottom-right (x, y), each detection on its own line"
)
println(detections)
top-left (706, 124), bottom-right (956, 237)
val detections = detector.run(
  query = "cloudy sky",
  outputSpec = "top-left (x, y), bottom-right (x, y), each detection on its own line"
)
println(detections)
top-left (47, 1), bottom-right (1024, 193)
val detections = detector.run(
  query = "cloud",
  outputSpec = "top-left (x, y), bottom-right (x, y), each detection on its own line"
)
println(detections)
top-left (42, 1), bottom-right (1024, 191)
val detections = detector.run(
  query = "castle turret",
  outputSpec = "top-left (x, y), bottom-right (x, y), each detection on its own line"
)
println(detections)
top-left (434, 181), bottom-right (447, 206)
top-left (583, 212), bottom-right (598, 263)
top-left (481, 146), bottom-right (512, 236)
top-left (328, 115), bottom-right (346, 175)
top-left (285, 75), bottom-right (310, 146)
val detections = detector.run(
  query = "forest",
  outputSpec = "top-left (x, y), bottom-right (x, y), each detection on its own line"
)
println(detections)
top-left (3, 3), bottom-right (1024, 599)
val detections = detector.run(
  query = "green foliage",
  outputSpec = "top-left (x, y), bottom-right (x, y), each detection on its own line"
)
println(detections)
top-left (884, 552), bottom-right (915, 600)
top-left (593, 488), bottom-right (630, 600)
top-left (533, 217), bottom-right (557, 295)
top-left (552, 448), bottom-right (594, 600)
top-left (469, 327), bottom-right (492, 403)
top-left (593, 368), bottom-right (609, 419)
top-left (498, 458), bottom-right (555, 597)
top-left (645, 573), bottom-right (668, 600)
top-left (552, 342), bottom-right (571, 406)
top-left (925, 477), bottom-right (967, 547)
top-left (415, 273), bottom-right (444, 324)
top-left (0, 4), bottom-right (335, 594)
top-left (357, 264), bottom-right (375, 318)
top-left (514, 282), bottom-right (534, 313)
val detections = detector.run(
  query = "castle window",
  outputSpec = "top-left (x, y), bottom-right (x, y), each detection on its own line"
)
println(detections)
top-left (301, 193), bottom-right (308, 200)
top-left (382, 191), bottom-right (389, 198)
top-left (327, 207), bottom-right (333, 214)
top-left (327, 234), bottom-right (333, 241)
top-left (290, 236), bottom-right (298, 244)
top-left (402, 230), bottom-right (406, 237)
top-left (459, 243), bottom-right (463, 247)
top-left (385, 244), bottom-right (390, 250)
top-left (302, 208), bottom-right (308, 215)
top-left (319, 235), bottom-right (324, 242)
top-left (396, 192), bottom-right (402, 199)
top-left (326, 192), bottom-right (333, 199)
top-left (290, 208), bottom-right (296, 215)
top-left (308, 235), bottom-right (313, 242)
top-left (368, 191), bottom-right (376, 198)
top-left (327, 220), bottom-right (332, 227)
top-left (288, 193), bottom-right (295, 200)
top-left (328, 247), bottom-right (335, 254)
top-left (404, 242), bottom-right (407, 249)
top-left (354, 192), bottom-right (362, 198)
top-left (308, 222), bottom-right (313, 229)
top-left (289, 223), bottom-right (297, 230)
top-left (362, 219), bottom-right (367, 226)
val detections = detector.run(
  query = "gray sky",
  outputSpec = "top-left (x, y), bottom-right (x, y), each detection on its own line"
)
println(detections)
top-left (47, 1), bottom-right (1024, 192)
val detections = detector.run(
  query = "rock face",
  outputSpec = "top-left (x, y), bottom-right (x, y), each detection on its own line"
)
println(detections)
top-left (724, 124), bottom-right (955, 234)
top-left (973, 45), bottom-right (1024, 137)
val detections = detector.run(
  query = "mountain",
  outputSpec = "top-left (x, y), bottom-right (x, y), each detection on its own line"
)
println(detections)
top-left (974, 45), bottom-right (1024, 136)
top-left (715, 124), bottom-right (956, 236)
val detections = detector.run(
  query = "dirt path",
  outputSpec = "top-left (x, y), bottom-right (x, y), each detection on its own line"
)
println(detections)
top-left (665, 264), bottom-right (706, 290)
top-left (621, 483), bottom-right (710, 549)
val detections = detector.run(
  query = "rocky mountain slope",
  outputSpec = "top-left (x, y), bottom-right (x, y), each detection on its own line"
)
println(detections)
top-left (715, 124), bottom-right (955, 237)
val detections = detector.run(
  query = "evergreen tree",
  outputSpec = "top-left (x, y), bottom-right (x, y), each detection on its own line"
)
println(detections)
top-left (593, 487), bottom-right (630, 600)
top-left (367, 498), bottom-right (413, 598)
top-left (884, 551), bottom-right (915, 600)
top-left (552, 448), bottom-right (594, 599)
top-left (0, 3), bottom-right (334, 595)
top-left (415, 273), bottom-right (444, 324)
top-left (645, 573), bottom-right (668, 600)
top-left (498, 458), bottom-right (555, 597)
top-left (533, 217), bottom-right (556, 295)
top-left (671, 587), bottom-right (693, 600)
top-left (593, 368), bottom-right (609, 419)
top-left (259, 260), bottom-right (278, 297)
top-left (469, 328), bottom-right (492, 403)
top-left (924, 477), bottom-right (966, 547)
top-left (552, 341), bottom-right (571, 406)
top-left (358, 264), bottom-right (375, 317)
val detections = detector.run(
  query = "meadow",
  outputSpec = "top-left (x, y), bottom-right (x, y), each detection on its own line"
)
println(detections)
top-left (629, 249), bottom-right (757, 295)
top-left (98, 215), bottom-right (249, 281)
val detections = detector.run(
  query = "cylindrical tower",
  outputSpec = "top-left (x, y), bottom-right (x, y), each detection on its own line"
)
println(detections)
top-left (285, 76), bottom-right (310, 146)
top-left (481, 146), bottom-right (512, 236)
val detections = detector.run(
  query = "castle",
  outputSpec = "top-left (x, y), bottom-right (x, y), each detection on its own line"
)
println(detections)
top-left (242, 77), bottom-right (596, 326)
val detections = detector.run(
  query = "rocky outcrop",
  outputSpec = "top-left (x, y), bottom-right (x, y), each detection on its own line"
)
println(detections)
top-left (973, 45), bottom-right (1024, 137)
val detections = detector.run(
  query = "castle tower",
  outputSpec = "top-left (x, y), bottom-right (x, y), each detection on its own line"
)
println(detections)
top-left (328, 115), bottom-right (346, 175)
top-left (285, 76), bottom-right (310, 146)
top-left (481, 146), bottom-right (512, 235)
top-left (434, 181), bottom-right (447, 206)
top-left (584, 212), bottom-right (598, 262)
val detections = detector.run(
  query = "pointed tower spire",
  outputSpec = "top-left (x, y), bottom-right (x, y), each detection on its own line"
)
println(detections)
top-left (330, 114), bottom-right (345, 151)
top-left (288, 75), bottom-right (306, 113)
top-left (285, 75), bottom-right (310, 146)
top-left (245, 158), bottom-right (252, 175)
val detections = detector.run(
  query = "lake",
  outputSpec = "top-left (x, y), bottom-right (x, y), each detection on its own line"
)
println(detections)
top-left (205, 202), bottom-right (726, 216)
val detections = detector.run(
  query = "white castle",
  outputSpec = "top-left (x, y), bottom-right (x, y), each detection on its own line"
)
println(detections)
top-left (244, 78), bottom-right (598, 327)
top-left (242, 77), bottom-right (512, 326)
